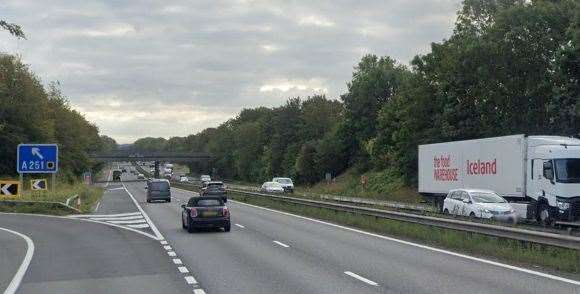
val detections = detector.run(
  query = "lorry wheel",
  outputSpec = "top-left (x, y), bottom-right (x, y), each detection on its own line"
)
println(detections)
top-left (538, 203), bottom-right (554, 227)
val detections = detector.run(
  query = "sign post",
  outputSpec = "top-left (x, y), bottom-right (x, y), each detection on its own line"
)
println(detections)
top-left (17, 144), bottom-right (59, 191)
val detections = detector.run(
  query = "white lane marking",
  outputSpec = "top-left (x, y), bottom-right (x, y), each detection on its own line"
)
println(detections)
top-left (107, 187), bottom-right (124, 191)
top-left (125, 223), bottom-right (150, 229)
top-left (160, 240), bottom-right (168, 245)
top-left (122, 183), bottom-right (164, 240)
top-left (94, 201), bottom-right (101, 212)
top-left (90, 215), bottom-right (144, 221)
top-left (107, 219), bottom-right (147, 224)
top-left (163, 245), bottom-right (172, 251)
top-left (193, 289), bottom-right (206, 294)
top-left (231, 200), bottom-right (580, 286)
top-left (173, 258), bottom-right (183, 265)
top-left (184, 276), bottom-right (198, 284)
top-left (0, 227), bottom-right (35, 294)
top-left (235, 223), bottom-right (245, 228)
top-left (344, 271), bottom-right (379, 286)
top-left (168, 251), bottom-right (177, 257)
top-left (69, 212), bottom-right (141, 218)
top-left (178, 266), bottom-right (189, 273)
top-left (104, 169), bottom-right (112, 187)
top-left (273, 240), bottom-right (290, 248)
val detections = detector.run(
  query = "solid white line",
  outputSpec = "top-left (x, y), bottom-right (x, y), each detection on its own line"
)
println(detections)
top-left (68, 212), bottom-right (141, 218)
top-left (184, 276), bottom-right (198, 284)
top-left (160, 240), bottom-right (168, 245)
top-left (231, 200), bottom-right (580, 286)
top-left (104, 169), bottom-right (112, 187)
top-left (344, 271), bottom-right (379, 286)
top-left (163, 245), bottom-right (172, 251)
top-left (0, 227), bottom-right (35, 294)
top-left (122, 183), bottom-right (165, 240)
top-left (235, 223), bottom-right (245, 228)
top-left (107, 219), bottom-right (147, 224)
top-left (94, 201), bottom-right (101, 212)
top-left (90, 215), bottom-right (144, 221)
top-left (125, 223), bottom-right (149, 229)
top-left (273, 240), bottom-right (290, 248)
top-left (178, 266), bottom-right (189, 273)
top-left (173, 258), bottom-right (183, 265)
top-left (193, 289), bottom-right (206, 294)
top-left (167, 251), bottom-right (177, 257)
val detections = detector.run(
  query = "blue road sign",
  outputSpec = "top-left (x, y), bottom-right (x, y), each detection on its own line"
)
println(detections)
top-left (17, 144), bottom-right (58, 173)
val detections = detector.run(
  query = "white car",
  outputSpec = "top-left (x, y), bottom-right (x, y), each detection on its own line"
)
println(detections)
top-left (200, 175), bottom-right (211, 183)
top-left (260, 182), bottom-right (285, 193)
top-left (443, 188), bottom-right (517, 223)
top-left (272, 177), bottom-right (294, 193)
top-left (180, 176), bottom-right (188, 182)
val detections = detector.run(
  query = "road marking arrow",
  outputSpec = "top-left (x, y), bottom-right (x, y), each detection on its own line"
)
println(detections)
top-left (1, 184), bottom-right (13, 195)
top-left (31, 147), bottom-right (44, 160)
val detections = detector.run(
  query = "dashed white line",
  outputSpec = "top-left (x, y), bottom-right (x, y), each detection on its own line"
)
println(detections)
top-left (0, 227), bottom-right (35, 294)
top-left (167, 251), bottom-right (177, 257)
top-left (235, 223), bottom-right (245, 228)
top-left (184, 276), bottom-right (198, 284)
top-left (173, 258), bottom-right (183, 265)
top-left (193, 289), bottom-right (206, 294)
top-left (178, 266), bottom-right (189, 273)
top-left (163, 245), bottom-right (172, 251)
top-left (344, 271), bottom-right (379, 286)
top-left (273, 241), bottom-right (290, 248)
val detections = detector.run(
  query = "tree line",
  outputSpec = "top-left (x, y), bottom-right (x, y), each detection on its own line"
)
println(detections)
top-left (139, 0), bottom-right (579, 186)
top-left (0, 52), bottom-right (116, 180)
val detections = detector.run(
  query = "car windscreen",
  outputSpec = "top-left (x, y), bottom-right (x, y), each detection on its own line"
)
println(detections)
top-left (471, 192), bottom-right (506, 203)
top-left (150, 182), bottom-right (169, 190)
top-left (195, 199), bottom-right (222, 206)
top-left (276, 178), bottom-right (292, 184)
top-left (555, 159), bottom-right (580, 183)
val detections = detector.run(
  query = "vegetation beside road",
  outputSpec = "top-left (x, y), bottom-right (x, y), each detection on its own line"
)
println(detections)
top-left (0, 182), bottom-right (103, 215)
top-left (230, 193), bottom-right (580, 274)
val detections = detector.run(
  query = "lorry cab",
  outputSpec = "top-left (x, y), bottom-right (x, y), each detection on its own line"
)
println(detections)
top-left (527, 136), bottom-right (580, 224)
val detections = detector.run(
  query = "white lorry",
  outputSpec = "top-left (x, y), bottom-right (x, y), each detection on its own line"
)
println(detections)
top-left (418, 135), bottom-right (580, 226)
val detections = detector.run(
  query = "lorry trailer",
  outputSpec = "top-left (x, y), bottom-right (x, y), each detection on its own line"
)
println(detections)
top-left (418, 135), bottom-right (580, 226)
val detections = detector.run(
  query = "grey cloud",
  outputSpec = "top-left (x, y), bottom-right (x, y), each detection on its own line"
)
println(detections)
top-left (0, 0), bottom-right (461, 143)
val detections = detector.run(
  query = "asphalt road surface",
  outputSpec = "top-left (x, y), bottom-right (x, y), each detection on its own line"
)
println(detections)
top-left (2, 166), bottom-right (580, 294)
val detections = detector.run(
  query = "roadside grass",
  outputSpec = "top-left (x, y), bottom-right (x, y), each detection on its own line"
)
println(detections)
top-left (230, 193), bottom-right (580, 274)
top-left (0, 183), bottom-right (103, 215)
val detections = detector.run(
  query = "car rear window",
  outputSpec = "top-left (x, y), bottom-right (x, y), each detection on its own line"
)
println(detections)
top-left (196, 199), bottom-right (222, 206)
top-left (208, 183), bottom-right (224, 187)
top-left (150, 182), bottom-right (169, 190)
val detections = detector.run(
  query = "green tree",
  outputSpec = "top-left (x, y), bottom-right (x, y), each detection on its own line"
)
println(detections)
top-left (0, 19), bottom-right (25, 39)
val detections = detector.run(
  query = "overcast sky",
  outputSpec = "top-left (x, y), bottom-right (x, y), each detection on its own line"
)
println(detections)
top-left (0, 0), bottom-right (461, 144)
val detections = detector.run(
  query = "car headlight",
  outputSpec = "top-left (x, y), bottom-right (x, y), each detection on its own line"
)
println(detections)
top-left (557, 200), bottom-right (570, 210)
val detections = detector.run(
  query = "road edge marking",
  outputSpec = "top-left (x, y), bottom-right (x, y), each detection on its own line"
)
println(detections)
top-left (0, 227), bottom-right (35, 294)
top-left (273, 240), bottom-right (290, 248)
top-left (344, 271), bottom-right (379, 286)
top-left (122, 182), bottom-right (164, 240)
top-left (230, 200), bottom-right (580, 286)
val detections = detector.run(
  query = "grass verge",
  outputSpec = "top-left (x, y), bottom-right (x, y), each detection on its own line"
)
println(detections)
top-left (0, 183), bottom-right (103, 215)
top-left (230, 193), bottom-right (580, 274)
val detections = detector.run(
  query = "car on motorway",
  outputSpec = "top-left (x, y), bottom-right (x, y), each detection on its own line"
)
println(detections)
top-left (137, 173), bottom-right (146, 180)
top-left (443, 188), bottom-right (517, 223)
top-left (272, 177), bottom-right (294, 193)
top-left (200, 181), bottom-right (227, 202)
top-left (260, 181), bottom-right (285, 193)
top-left (112, 170), bottom-right (122, 181)
top-left (200, 174), bottom-right (211, 183)
top-left (181, 196), bottom-right (230, 232)
top-left (146, 179), bottom-right (171, 203)
top-left (180, 175), bottom-right (189, 182)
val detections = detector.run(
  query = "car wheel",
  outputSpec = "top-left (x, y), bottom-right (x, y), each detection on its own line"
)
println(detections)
top-left (167, 198), bottom-right (171, 203)
top-left (187, 218), bottom-right (195, 233)
top-left (146, 199), bottom-right (151, 203)
top-left (443, 208), bottom-right (449, 215)
top-left (469, 212), bottom-right (476, 220)
top-left (224, 222), bottom-right (231, 232)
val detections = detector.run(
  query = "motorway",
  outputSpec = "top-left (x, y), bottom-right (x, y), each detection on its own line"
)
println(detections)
top-left (1, 167), bottom-right (580, 293)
